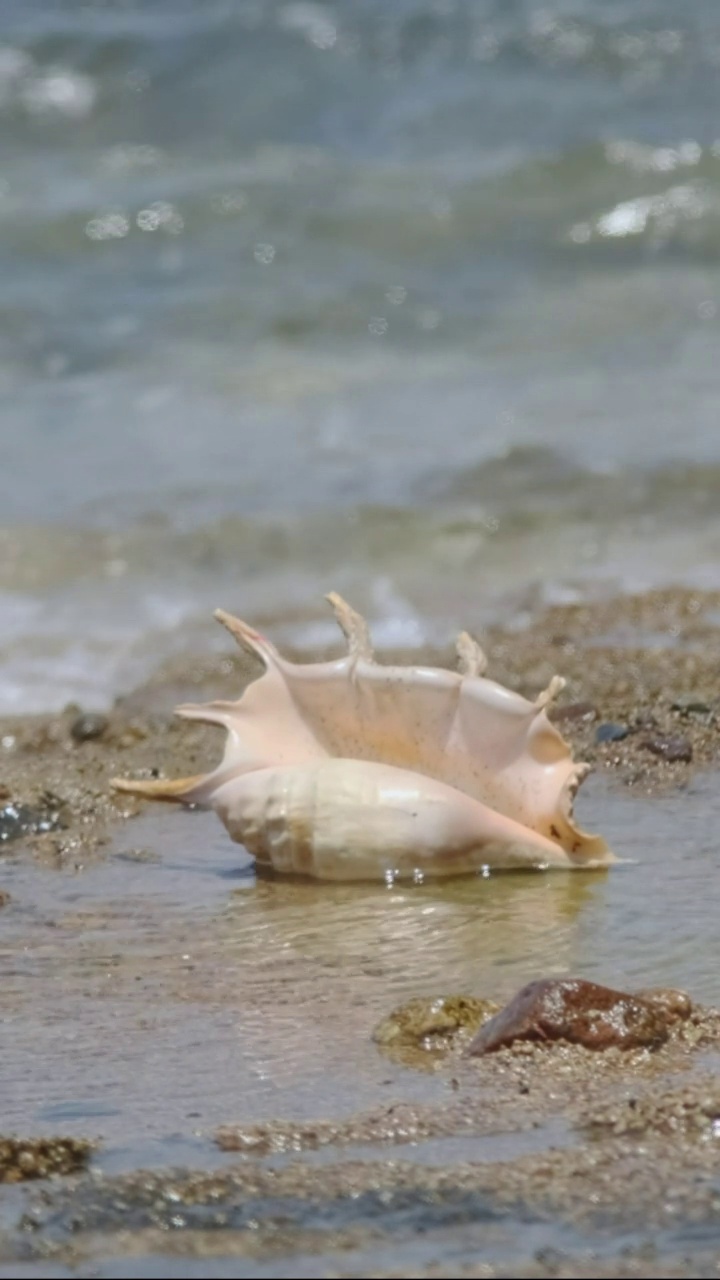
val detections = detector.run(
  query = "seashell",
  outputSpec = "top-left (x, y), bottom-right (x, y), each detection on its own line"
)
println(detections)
top-left (112, 594), bottom-right (613, 880)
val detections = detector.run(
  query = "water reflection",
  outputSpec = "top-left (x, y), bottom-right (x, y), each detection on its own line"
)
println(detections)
top-left (224, 868), bottom-right (603, 996)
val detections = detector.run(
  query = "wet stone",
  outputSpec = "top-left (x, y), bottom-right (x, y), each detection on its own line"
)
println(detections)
top-left (594, 722), bottom-right (629, 744)
top-left (642, 733), bottom-right (693, 763)
top-left (70, 712), bottom-right (109, 743)
top-left (373, 995), bottom-right (499, 1053)
top-left (466, 979), bottom-right (691, 1056)
top-left (0, 1136), bottom-right (94, 1183)
top-left (0, 796), bottom-right (66, 843)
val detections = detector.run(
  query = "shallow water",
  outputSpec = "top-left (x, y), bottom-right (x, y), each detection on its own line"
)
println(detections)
top-left (3, 772), bottom-right (719, 1149)
top-left (3, 1), bottom-right (720, 709)
top-left (2, 771), bottom-right (720, 1272)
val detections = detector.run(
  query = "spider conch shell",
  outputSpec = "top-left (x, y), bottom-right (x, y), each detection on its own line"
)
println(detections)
top-left (112, 594), bottom-right (613, 880)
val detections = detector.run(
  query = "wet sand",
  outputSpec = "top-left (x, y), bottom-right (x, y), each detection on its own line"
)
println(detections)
top-left (2, 588), bottom-right (720, 1276)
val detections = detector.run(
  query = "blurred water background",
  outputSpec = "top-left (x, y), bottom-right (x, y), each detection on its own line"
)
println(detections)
top-left (3, 0), bottom-right (720, 711)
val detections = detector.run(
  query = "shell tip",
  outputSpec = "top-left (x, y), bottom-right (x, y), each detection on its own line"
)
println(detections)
top-left (535, 674), bottom-right (566, 710)
top-left (325, 592), bottom-right (374, 662)
top-left (456, 631), bottom-right (488, 677)
top-left (213, 608), bottom-right (274, 662)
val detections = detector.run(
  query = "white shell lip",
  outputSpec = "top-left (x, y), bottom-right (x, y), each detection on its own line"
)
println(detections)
top-left (112, 593), bottom-right (614, 879)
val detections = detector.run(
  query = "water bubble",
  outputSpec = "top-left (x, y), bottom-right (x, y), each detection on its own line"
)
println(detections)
top-left (253, 242), bottom-right (276, 264)
top-left (137, 201), bottom-right (184, 234)
top-left (385, 285), bottom-right (406, 305)
top-left (85, 213), bottom-right (130, 241)
top-left (368, 316), bottom-right (388, 336)
top-left (698, 300), bottom-right (716, 320)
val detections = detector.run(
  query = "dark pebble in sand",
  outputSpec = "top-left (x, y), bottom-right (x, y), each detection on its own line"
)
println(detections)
top-left (594, 722), bottom-right (629, 744)
top-left (643, 733), bottom-right (693, 763)
top-left (671, 695), bottom-right (713, 715)
top-left (0, 800), bottom-right (65, 843)
top-left (550, 701), bottom-right (598, 725)
top-left (467, 978), bottom-right (690, 1056)
top-left (633, 710), bottom-right (658, 730)
top-left (70, 712), bottom-right (109, 743)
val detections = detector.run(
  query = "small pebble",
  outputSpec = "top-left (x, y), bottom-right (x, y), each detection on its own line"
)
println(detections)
top-left (595, 722), bottom-right (628, 744)
top-left (633, 710), bottom-right (658, 730)
top-left (550, 701), bottom-right (598, 725)
top-left (671, 695), bottom-right (712, 715)
top-left (643, 734), bottom-right (693, 764)
top-left (70, 713), bottom-right (109, 743)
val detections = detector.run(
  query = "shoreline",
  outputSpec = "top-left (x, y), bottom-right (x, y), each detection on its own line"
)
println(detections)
top-left (3, 583), bottom-right (720, 867)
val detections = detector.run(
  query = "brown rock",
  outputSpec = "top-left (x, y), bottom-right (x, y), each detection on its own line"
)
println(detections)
top-left (467, 978), bottom-right (687, 1056)
top-left (642, 733), bottom-right (693, 763)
